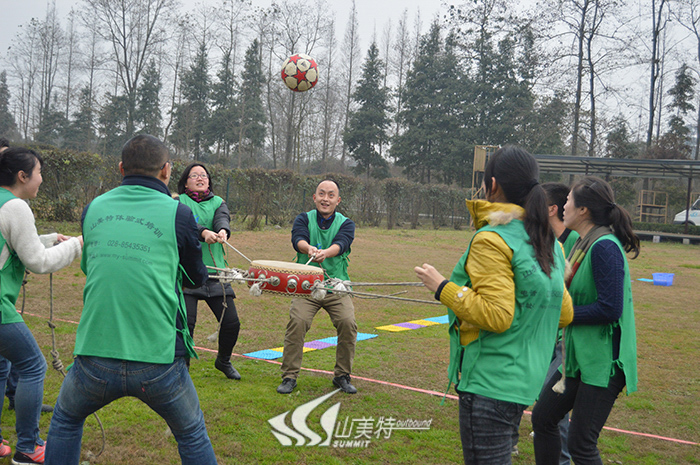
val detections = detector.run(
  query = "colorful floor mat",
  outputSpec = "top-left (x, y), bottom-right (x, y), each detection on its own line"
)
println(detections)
top-left (375, 314), bottom-right (449, 332)
top-left (243, 332), bottom-right (378, 360)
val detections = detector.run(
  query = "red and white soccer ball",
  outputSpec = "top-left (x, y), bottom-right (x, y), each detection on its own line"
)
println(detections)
top-left (281, 54), bottom-right (318, 92)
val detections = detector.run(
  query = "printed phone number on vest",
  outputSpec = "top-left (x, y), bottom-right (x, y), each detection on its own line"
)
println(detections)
top-left (106, 240), bottom-right (151, 253)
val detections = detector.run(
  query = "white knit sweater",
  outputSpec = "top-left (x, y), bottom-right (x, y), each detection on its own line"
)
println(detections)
top-left (0, 198), bottom-right (82, 272)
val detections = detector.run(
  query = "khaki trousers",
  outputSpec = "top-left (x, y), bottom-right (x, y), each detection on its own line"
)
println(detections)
top-left (280, 293), bottom-right (356, 379)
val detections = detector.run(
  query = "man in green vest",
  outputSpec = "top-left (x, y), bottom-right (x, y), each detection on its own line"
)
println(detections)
top-left (45, 135), bottom-right (217, 465)
top-left (277, 180), bottom-right (357, 394)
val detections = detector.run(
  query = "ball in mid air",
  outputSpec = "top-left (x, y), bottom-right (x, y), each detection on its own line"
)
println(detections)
top-left (281, 53), bottom-right (318, 92)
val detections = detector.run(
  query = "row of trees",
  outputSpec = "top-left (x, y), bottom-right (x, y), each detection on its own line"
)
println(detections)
top-left (2, 0), bottom-right (700, 188)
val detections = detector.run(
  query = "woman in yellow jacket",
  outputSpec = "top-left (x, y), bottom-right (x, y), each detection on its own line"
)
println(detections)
top-left (416, 146), bottom-right (573, 464)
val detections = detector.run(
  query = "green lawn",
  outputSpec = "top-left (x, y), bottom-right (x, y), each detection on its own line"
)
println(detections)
top-left (2, 226), bottom-right (699, 464)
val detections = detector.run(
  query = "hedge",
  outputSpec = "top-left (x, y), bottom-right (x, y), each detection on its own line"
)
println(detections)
top-left (32, 148), bottom-right (471, 230)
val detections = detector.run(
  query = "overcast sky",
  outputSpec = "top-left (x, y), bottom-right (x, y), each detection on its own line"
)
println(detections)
top-left (0, 0), bottom-right (447, 63)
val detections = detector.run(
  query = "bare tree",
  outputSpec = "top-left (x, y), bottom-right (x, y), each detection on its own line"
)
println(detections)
top-left (391, 10), bottom-right (412, 143)
top-left (9, 18), bottom-right (41, 140)
top-left (38, 1), bottom-right (65, 123)
top-left (647, 0), bottom-right (668, 149)
top-left (82, 0), bottom-right (176, 135)
top-left (340, 0), bottom-right (360, 164)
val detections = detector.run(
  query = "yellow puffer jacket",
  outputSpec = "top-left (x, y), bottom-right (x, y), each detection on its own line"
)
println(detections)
top-left (439, 200), bottom-right (574, 346)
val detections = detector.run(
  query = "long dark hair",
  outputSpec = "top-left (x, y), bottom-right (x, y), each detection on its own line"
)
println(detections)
top-left (484, 146), bottom-right (555, 276)
top-left (177, 163), bottom-right (214, 195)
top-left (570, 176), bottom-right (640, 258)
top-left (0, 147), bottom-right (43, 187)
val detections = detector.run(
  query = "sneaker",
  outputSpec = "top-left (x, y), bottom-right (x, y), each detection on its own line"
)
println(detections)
top-left (0, 440), bottom-right (11, 458)
top-left (11, 443), bottom-right (45, 465)
top-left (276, 378), bottom-right (297, 394)
top-left (214, 357), bottom-right (241, 380)
top-left (332, 375), bottom-right (357, 394)
top-left (7, 398), bottom-right (14, 410)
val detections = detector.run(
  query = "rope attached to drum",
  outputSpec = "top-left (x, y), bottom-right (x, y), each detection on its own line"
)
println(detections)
top-left (208, 253), bottom-right (440, 305)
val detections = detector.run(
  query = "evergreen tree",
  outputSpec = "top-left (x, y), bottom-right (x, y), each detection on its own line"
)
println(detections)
top-left (344, 42), bottom-right (391, 179)
top-left (35, 98), bottom-right (68, 147)
top-left (98, 93), bottom-right (130, 157)
top-left (392, 22), bottom-right (447, 183)
top-left (208, 50), bottom-right (237, 163)
top-left (606, 116), bottom-right (639, 159)
top-left (393, 22), bottom-right (466, 184)
top-left (0, 71), bottom-right (18, 140)
top-left (173, 43), bottom-right (211, 159)
top-left (661, 63), bottom-right (696, 158)
top-left (235, 39), bottom-right (267, 168)
top-left (136, 60), bottom-right (163, 137)
top-left (64, 86), bottom-right (96, 152)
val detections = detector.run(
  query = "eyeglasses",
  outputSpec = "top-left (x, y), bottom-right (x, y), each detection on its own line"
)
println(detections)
top-left (160, 160), bottom-right (173, 170)
top-left (188, 173), bottom-right (208, 179)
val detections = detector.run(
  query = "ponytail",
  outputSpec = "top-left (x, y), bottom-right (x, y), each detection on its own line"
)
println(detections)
top-left (570, 177), bottom-right (640, 258)
top-left (524, 184), bottom-right (555, 276)
top-left (484, 146), bottom-right (555, 276)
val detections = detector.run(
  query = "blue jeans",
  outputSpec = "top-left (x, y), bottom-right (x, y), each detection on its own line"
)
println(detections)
top-left (459, 391), bottom-right (527, 464)
top-left (0, 322), bottom-right (47, 453)
top-left (45, 356), bottom-right (217, 465)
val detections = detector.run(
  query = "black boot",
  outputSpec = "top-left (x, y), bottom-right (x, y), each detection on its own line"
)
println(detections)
top-left (215, 357), bottom-right (241, 380)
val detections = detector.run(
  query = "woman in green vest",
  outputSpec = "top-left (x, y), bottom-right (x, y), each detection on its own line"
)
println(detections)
top-left (532, 176), bottom-right (639, 465)
top-left (0, 147), bottom-right (82, 464)
top-left (177, 163), bottom-right (241, 380)
top-left (415, 146), bottom-right (573, 464)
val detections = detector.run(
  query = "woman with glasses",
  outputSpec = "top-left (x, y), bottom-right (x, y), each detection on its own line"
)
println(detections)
top-left (0, 147), bottom-right (82, 464)
top-left (177, 163), bottom-right (241, 380)
top-left (532, 176), bottom-right (639, 465)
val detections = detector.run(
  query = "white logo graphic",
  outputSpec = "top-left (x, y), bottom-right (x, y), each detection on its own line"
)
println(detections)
top-left (268, 389), bottom-right (432, 448)
top-left (268, 389), bottom-right (341, 446)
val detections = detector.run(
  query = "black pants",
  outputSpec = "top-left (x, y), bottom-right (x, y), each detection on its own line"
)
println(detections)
top-left (532, 368), bottom-right (626, 465)
top-left (185, 294), bottom-right (240, 359)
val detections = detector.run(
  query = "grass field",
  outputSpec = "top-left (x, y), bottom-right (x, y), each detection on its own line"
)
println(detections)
top-left (1, 224), bottom-right (699, 464)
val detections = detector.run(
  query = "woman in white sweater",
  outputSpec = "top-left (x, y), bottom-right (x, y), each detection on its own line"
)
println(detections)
top-left (0, 147), bottom-right (82, 465)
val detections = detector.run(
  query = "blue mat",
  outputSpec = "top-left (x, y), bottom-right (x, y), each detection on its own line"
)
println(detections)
top-left (423, 315), bottom-right (449, 324)
top-left (243, 349), bottom-right (284, 360)
top-left (243, 333), bottom-right (378, 360)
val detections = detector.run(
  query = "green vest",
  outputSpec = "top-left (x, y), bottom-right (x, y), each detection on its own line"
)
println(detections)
top-left (562, 229), bottom-right (580, 257)
top-left (565, 235), bottom-right (637, 393)
top-left (295, 210), bottom-right (350, 281)
top-left (0, 188), bottom-right (26, 325)
top-left (179, 194), bottom-right (226, 273)
top-left (447, 220), bottom-right (567, 405)
top-left (75, 185), bottom-right (196, 363)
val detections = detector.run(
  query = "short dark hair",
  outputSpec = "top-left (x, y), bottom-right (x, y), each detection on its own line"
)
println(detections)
top-left (317, 179), bottom-right (340, 194)
top-left (542, 183), bottom-right (570, 222)
top-left (0, 147), bottom-right (43, 187)
top-left (121, 134), bottom-right (169, 176)
top-left (177, 163), bottom-right (214, 194)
